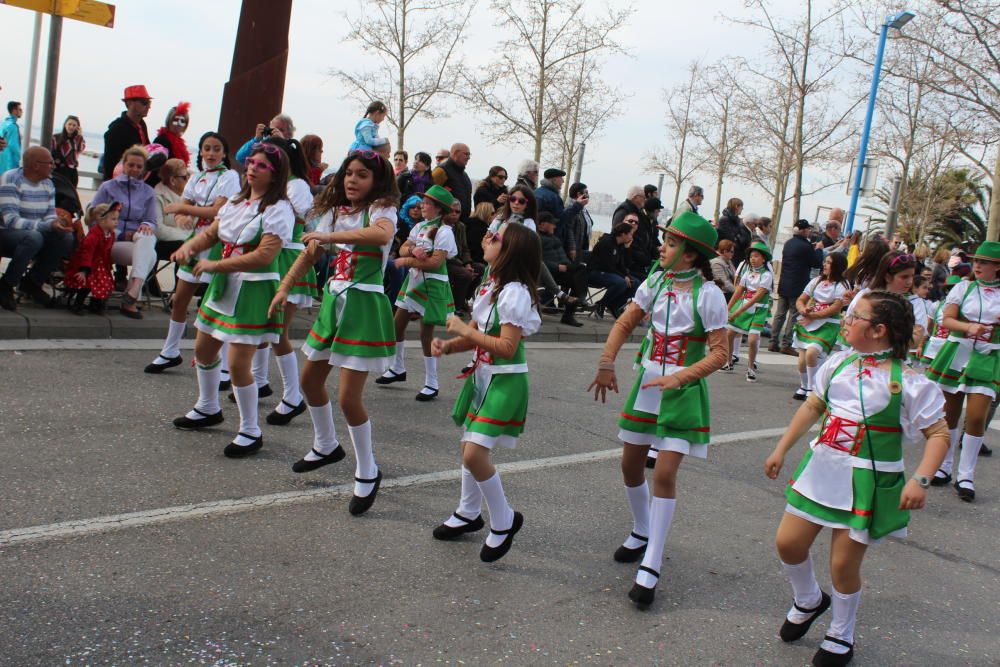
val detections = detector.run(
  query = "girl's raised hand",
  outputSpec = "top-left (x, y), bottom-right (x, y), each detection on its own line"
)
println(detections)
top-left (445, 314), bottom-right (470, 336)
top-left (899, 479), bottom-right (927, 510)
top-left (268, 288), bottom-right (289, 319)
top-left (764, 450), bottom-right (784, 480)
top-left (430, 337), bottom-right (448, 357)
top-left (587, 369), bottom-right (618, 403)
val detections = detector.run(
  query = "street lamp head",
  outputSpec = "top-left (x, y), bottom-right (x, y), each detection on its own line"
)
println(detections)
top-left (887, 10), bottom-right (915, 30)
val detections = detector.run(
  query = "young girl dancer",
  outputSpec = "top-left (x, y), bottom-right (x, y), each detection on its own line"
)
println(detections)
top-left (842, 252), bottom-right (917, 343)
top-left (925, 241), bottom-right (1000, 501)
top-left (765, 291), bottom-right (948, 667)
top-left (919, 275), bottom-right (962, 371)
top-left (270, 149), bottom-right (398, 514)
top-left (145, 132), bottom-right (240, 383)
top-left (725, 241), bottom-right (773, 382)
top-left (588, 211), bottom-right (729, 608)
top-left (430, 223), bottom-right (542, 562)
top-left (64, 203), bottom-right (120, 315)
top-left (170, 143), bottom-right (294, 458)
top-left (792, 253), bottom-right (848, 400)
top-left (376, 184), bottom-right (458, 401)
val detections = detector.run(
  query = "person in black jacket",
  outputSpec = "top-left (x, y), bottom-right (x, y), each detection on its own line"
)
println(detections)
top-left (102, 85), bottom-right (152, 180)
top-left (538, 213), bottom-right (585, 326)
top-left (587, 222), bottom-right (637, 317)
top-left (473, 165), bottom-right (509, 209)
top-left (431, 143), bottom-right (472, 221)
top-left (770, 219), bottom-right (823, 353)
top-left (715, 197), bottom-right (752, 265)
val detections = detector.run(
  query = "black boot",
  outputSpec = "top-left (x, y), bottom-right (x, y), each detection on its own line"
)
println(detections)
top-left (89, 298), bottom-right (107, 315)
top-left (69, 289), bottom-right (89, 315)
top-left (560, 302), bottom-right (583, 327)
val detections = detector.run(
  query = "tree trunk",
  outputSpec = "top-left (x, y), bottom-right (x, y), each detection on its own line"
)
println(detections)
top-left (790, 0), bottom-right (811, 224)
top-left (988, 143), bottom-right (1000, 242)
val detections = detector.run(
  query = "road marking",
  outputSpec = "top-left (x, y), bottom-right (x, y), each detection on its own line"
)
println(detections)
top-left (0, 427), bottom-right (790, 548)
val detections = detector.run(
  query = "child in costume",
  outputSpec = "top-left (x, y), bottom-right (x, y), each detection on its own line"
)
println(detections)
top-left (270, 149), bottom-right (398, 515)
top-left (429, 223), bottom-right (542, 562)
top-left (170, 142), bottom-right (295, 458)
top-left (145, 132), bottom-right (240, 387)
top-left (925, 241), bottom-right (1000, 500)
top-left (725, 241), bottom-right (773, 382)
top-left (907, 275), bottom-right (932, 367)
top-left (765, 290), bottom-right (948, 667)
top-left (919, 275), bottom-right (962, 369)
top-left (792, 253), bottom-right (849, 400)
top-left (64, 202), bottom-right (120, 315)
top-left (349, 101), bottom-right (390, 158)
top-left (729, 246), bottom-right (773, 369)
top-left (376, 184), bottom-right (458, 401)
top-left (841, 252), bottom-right (918, 350)
top-left (588, 211), bottom-right (729, 608)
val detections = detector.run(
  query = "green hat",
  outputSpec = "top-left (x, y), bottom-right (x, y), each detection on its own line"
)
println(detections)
top-left (970, 240), bottom-right (1000, 262)
top-left (945, 275), bottom-right (962, 286)
top-left (665, 211), bottom-right (718, 258)
top-left (422, 184), bottom-right (455, 212)
top-left (748, 241), bottom-right (772, 262)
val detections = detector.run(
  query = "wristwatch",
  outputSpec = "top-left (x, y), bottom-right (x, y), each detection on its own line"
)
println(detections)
top-left (911, 474), bottom-right (931, 488)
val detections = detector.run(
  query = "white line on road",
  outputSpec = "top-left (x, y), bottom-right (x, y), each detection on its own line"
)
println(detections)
top-left (0, 427), bottom-right (790, 548)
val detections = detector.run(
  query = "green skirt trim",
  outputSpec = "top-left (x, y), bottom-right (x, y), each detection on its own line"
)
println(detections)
top-left (304, 287), bottom-right (396, 359)
top-left (793, 321), bottom-right (841, 353)
top-left (728, 305), bottom-right (769, 333)
top-left (618, 371), bottom-right (711, 444)
top-left (196, 278), bottom-right (284, 338)
top-left (397, 275), bottom-right (455, 326)
top-left (452, 372), bottom-right (529, 439)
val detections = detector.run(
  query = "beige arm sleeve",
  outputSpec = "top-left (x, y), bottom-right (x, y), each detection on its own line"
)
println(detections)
top-left (213, 234), bottom-right (283, 273)
top-left (669, 328), bottom-right (730, 385)
top-left (597, 303), bottom-right (645, 368)
top-left (184, 220), bottom-right (221, 254)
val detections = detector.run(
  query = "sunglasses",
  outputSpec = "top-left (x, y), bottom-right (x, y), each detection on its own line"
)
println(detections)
top-left (889, 253), bottom-right (916, 268)
top-left (251, 142), bottom-right (282, 156)
top-left (349, 149), bottom-right (384, 163)
top-left (509, 196), bottom-right (527, 205)
top-left (487, 232), bottom-right (503, 244)
top-left (245, 157), bottom-right (276, 173)
top-left (494, 173), bottom-right (508, 180)
top-left (624, 218), bottom-right (639, 224)
top-left (436, 155), bottom-right (448, 161)
top-left (172, 117), bottom-right (188, 127)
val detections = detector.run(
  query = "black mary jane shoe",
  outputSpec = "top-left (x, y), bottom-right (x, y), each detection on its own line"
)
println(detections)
top-left (955, 479), bottom-right (976, 502)
top-left (779, 591), bottom-right (831, 642)
top-left (291, 445), bottom-right (346, 473)
top-left (433, 512), bottom-right (486, 540)
top-left (980, 443), bottom-right (993, 457)
top-left (228, 384), bottom-right (272, 403)
top-left (265, 399), bottom-right (307, 425)
top-left (415, 386), bottom-right (439, 402)
top-left (613, 532), bottom-right (648, 563)
top-left (172, 408), bottom-right (224, 430)
top-left (645, 455), bottom-right (657, 470)
top-left (930, 470), bottom-right (952, 487)
top-left (375, 370), bottom-right (407, 385)
top-left (144, 354), bottom-right (183, 374)
top-left (627, 566), bottom-right (658, 608)
top-left (480, 511), bottom-right (524, 563)
top-left (219, 377), bottom-right (232, 392)
top-left (119, 304), bottom-right (143, 320)
top-left (223, 433), bottom-right (263, 458)
top-left (811, 636), bottom-right (854, 667)
top-left (349, 470), bottom-right (383, 515)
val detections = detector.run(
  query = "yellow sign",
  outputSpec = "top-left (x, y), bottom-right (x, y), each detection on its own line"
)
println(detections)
top-left (0, 0), bottom-right (114, 28)
top-left (0, 0), bottom-right (78, 12)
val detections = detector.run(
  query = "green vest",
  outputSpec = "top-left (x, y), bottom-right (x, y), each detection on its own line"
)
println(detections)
top-left (637, 274), bottom-right (707, 369)
top-left (329, 209), bottom-right (385, 288)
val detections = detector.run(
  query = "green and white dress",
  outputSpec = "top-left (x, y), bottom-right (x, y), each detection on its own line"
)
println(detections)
top-left (176, 166), bottom-right (242, 285)
top-left (919, 298), bottom-right (951, 365)
top-left (907, 293), bottom-right (932, 366)
top-left (279, 177), bottom-right (318, 308)
top-left (925, 279), bottom-right (1000, 399)
top-left (450, 280), bottom-right (541, 449)
top-left (618, 270), bottom-right (729, 458)
top-left (194, 198), bottom-right (295, 344)
top-left (727, 266), bottom-right (773, 334)
top-left (396, 217), bottom-right (457, 325)
top-left (302, 205), bottom-right (398, 373)
top-left (792, 277), bottom-right (848, 356)
top-left (786, 350), bottom-right (945, 544)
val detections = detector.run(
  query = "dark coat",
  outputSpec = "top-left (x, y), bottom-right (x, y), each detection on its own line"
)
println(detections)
top-left (102, 112), bottom-right (149, 180)
top-left (540, 229), bottom-right (572, 273)
top-left (433, 159), bottom-right (472, 221)
top-left (589, 233), bottom-right (628, 277)
top-left (716, 208), bottom-right (752, 265)
top-left (534, 180), bottom-right (564, 219)
top-left (778, 234), bottom-right (824, 300)
top-left (474, 180), bottom-right (507, 209)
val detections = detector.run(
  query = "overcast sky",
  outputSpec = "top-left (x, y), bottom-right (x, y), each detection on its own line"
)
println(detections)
top-left (0, 0), bottom-right (878, 225)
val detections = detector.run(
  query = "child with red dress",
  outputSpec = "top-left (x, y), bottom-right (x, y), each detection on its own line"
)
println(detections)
top-left (64, 202), bottom-right (120, 314)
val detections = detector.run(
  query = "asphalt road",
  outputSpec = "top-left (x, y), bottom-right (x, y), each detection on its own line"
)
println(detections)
top-left (0, 345), bottom-right (996, 666)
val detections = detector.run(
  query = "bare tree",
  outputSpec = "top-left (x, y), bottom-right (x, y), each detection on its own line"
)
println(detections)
top-left (459, 0), bottom-right (631, 162)
top-left (332, 0), bottom-right (475, 151)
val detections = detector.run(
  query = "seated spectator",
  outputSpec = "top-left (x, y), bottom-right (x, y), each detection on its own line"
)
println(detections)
top-left (534, 168), bottom-right (565, 218)
top-left (300, 134), bottom-right (326, 186)
top-left (152, 159), bottom-right (192, 292)
top-left (710, 239), bottom-right (737, 302)
top-left (90, 145), bottom-right (158, 319)
top-left (474, 165), bottom-right (509, 209)
top-left (444, 199), bottom-right (483, 315)
top-left (397, 151), bottom-right (432, 203)
top-left (393, 149), bottom-right (409, 176)
top-left (611, 185), bottom-right (646, 227)
top-left (587, 222), bottom-right (636, 318)
top-left (467, 202), bottom-right (493, 264)
top-left (0, 146), bottom-right (75, 310)
top-left (538, 212), bottom-right (586, 327)
top-left (234, 113), bottom-right (294, 164)
top-left (515, 159), bottom-right (539, 189)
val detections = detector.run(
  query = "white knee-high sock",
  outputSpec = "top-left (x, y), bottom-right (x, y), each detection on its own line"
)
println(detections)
top-left (275, 351), bottom-right (302, 410)
top-left (636, 496), bottom-right (676, 588)
top-left (821, 587), bottom-right (861, 654)
top-left (939, 428), bottom-right (961, 475)
top-left (159, 319), bottom-right (186, 359)
top-left (220, 342), bottom-right (230, 376)
top-left (732, 334), bottom-right (743, 358)
top-left (390, 339), bottom-right (406, 374)
top-left (303, 402), bottom-right (339, 460)
top-left (231, 382), bottom-right (261, 444)
top-left (799, 371), bottom-right (810, 390)
top-left (478, 472), bottom-right (514, 547)
top-left (623, 482), bottom-right (651, 548)
top-left (253, 347), bottom-right (270, 387)
top-left (348, 421), bottom-right (378, 496)
top-left (444, 466), bottom-right (484, 526)
top-left (806, 364), bottom-right (818, 392)
top-left (423, 355), bottom-right (439, 390)
top-left (189, 358), bottom-right (222, 417)
top-left (956, 433), bottom-right (983, 484)
top-left (782, 555), bottom-right (823, 622)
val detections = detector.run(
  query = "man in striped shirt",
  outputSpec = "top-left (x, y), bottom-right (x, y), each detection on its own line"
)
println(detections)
top-left (0, 146), bottom-right (74, 310)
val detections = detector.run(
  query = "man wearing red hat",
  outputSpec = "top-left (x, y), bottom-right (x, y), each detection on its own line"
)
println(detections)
top-left (101, 85), bottom-right (152, 181)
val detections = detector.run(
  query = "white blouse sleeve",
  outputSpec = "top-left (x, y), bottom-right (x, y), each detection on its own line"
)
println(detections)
top-left (287, 179), bottom-right (314, 219)
top-left (945, 282), bottom-right (967, 307)
top-left (631, 274), bottom-right (657, 313)
top-left (369, 205), bottom-right (398, 233)
top-left (261, 200), bottom-right (295, 243)
top-left (697, 281), bottom-right (730, 332)
top-left (760, 271), bottom-right (774, 292)
top-left (803, 277), bottom-right (820, 296)
top-left (216, 170), bottom-right (243, 200)
top-left (434, 225), bottom-right (458, 259)
top-left (901, 371), bottom-right (946, 440)
top-left (313, 210), bottom-right (334, 234)
top-left (811, 350), bottom-right (852, 401)
top-left (181, 174), bottom-right (199, 201)
top-left (497, 282), bottom-right (542, 337)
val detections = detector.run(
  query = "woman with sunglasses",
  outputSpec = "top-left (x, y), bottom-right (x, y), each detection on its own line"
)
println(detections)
top-left (474, 166), bottom-right (509, 210)
top-left (270, 149), bottom-right (400, 514)
top-left (925, 241), bottom-right (1000, 501)
top-left (170, 142), bottom-right (295, 459)
top-left (377, 185), bottom-right (459, 402)
top-left (429, 223), bottom-right (541, 562)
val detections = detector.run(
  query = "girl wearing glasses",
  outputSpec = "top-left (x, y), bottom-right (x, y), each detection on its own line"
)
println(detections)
top-left (270, 149), bottom-right (400, 514)
top-left (489, 184), bottom-right (536, 232)
top-left (376, 185), bottom-right (459, 402)
top-left (429, 223), bottom-right (541, 562)
top-left (765, 291), bottom-right (948, 667)
top-left (791, 253), bottom-right (849, 400)
top-left (925, 241), bottom-right (1000, 501)
top-left (170, 143), bottom-right (295, 459)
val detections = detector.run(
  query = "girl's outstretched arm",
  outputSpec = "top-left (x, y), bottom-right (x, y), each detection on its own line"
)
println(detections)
top-left (588, 303), bottom-right (646, 402)
top-left (765, 395), bottom-right (825, 480)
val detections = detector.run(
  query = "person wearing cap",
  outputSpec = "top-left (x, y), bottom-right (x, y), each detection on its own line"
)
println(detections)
top-left (770, 219), bottom-right (823, 355)
top-left (431, 143), bottom-right (472, 222)
top-left (644, 184), bottom-right (658, 200)
top-left (102, 85), bottom-right (152, 181)
top-left (925, 240), bottom-right (1000, 501)
top-left (378, 184), bottom-right (459, 401)
top-left (534, 168), bottom-right (565, 219)
top-left (725, 241), bottom-right (774, 382)
top-left (588, 210), bottom-right (729, 609)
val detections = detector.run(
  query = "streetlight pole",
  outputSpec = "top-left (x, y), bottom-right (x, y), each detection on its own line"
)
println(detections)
top-left (845, 10), bottom-right (915, 234)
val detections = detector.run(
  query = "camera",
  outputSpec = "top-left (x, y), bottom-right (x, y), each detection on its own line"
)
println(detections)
top-left (261, 126), bottom-right (273, 138)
